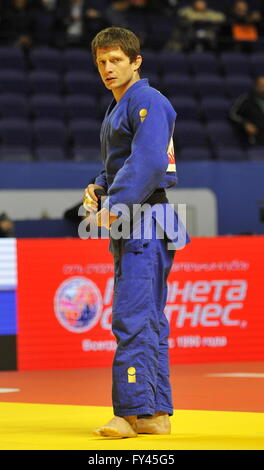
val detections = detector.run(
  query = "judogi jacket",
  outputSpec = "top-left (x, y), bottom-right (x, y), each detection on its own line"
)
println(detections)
top-left (95, 78), bottom-right (189, 248)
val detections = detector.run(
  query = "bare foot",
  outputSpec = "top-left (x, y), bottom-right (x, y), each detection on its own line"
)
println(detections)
top-left (136, 412), bottom-right (171, 435)
top-left (93, 416), bottom-right (137, 438)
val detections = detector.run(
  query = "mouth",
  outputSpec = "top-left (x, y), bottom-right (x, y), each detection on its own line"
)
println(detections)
top-left (105, 77), bottom-right (116, 84)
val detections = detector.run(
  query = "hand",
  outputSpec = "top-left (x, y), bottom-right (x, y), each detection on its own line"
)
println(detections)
top-left (82, 184), bottom-right (104, 212)
top-left (244, 122), bottom-right (258, 136)
top-left (96, 208), bottom-right (118, 229)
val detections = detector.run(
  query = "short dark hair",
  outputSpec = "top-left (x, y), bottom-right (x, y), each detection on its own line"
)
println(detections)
top-left (91, 27), bottom-right (141, 65)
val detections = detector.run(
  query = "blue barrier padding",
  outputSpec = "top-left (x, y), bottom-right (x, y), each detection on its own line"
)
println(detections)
top-left (14, 219), bottom-right (79, 238)
top-left (0, 162), bottom-right (103, 189)
top-left (1, 161), bottom-right (264, 235)
top-left (0, 291), bottom-right (17, 335)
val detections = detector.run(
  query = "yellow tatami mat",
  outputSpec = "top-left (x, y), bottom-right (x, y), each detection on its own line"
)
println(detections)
top-left (0, 402), bottom-right (263, 450)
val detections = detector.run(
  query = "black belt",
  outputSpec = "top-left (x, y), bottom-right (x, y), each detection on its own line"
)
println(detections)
top-left (144, 188), bottom-right (168, 206)
top-left (94, 188), bottom-right (168, 210)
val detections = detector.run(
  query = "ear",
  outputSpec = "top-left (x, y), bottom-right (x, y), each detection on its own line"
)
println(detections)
top-left (134, 55), bottom-right (142, 72)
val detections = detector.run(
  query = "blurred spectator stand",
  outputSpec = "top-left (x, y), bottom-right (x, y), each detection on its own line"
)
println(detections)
top-left (230, 76), bottom-right (264, 146)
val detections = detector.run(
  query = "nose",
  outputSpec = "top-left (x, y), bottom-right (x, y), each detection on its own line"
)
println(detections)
top-left (105, 61), bottom-right (114, 74)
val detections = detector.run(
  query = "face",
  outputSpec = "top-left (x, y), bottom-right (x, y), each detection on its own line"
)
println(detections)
top-left (130, 0), bottom-right (147, 6)
top-left (255, 78), bottom-right (264, 98)
top-left (193, 0), bottom-right (207, 12)
top-left (96, 46), bottom-right (142, 100)
top-left (14, 0), bottom-right (27, 8)
top-left (234, 1), bottom-right (248, 16)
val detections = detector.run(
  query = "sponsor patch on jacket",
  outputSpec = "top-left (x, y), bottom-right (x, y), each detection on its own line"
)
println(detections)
top-left (167, 136), bottom-right (176, 172)
top-left (139, 108), bottom-right (148, 122)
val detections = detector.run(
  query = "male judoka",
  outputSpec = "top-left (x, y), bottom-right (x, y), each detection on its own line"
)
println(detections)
top-left (83, 26), bottom-right (189, 438)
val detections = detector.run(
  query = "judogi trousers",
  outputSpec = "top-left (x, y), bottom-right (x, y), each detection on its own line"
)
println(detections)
top-left (110, 218), bottom-right (175, 417)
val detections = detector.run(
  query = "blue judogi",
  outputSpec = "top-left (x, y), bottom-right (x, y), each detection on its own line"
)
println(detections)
top-left (94, 79), bottom-right (189, 416)
top-left (95, 79), bottom-right (177, 207)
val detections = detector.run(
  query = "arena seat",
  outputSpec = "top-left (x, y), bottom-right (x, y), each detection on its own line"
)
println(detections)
top-left (188, 52), bottom-right (219, 76)
top-left (219, 52), bottom-right (251, 77)
top-left (162, 74), bottom-right (195, 97)
top-left (34, 146), bottom-right (66, 161)
top-left (247, 148), bottom-right (264, 161)
top-left (0, 94), bottom-right (28, 118)
top-left (225, 76), bottom-right (253, 99)
top-left (0, 47), bottom-right (25, 70)
top-left (206, 121), bottom-right (241, 148)
top-left (0, 145), bottom-right (33, 161)
top-left (30, 47), bottom-right (63, 72)
top-left (65, 95), bottom-right (97, 120)
top-left (64, 72), bottom-right (98, 96)
top-left (29, 71), bottom-right (61, 95)
top-left (30, 95), bottom-right (65, 120)
top-left (62, 49), bottom-right (94, 73)
top-left (33, 119), bottom-right (67, 149)
top-left (170, 96), bottom-right (200, 121)
top-left (195, 76), bottom-right (226, 98)
top-left (0, 70), bottom-right (28, 94)
top-left (159, 52), bottom-right (190, 76)
top-left (99, 94), bottom-right (113, 118)
top-left (215, 147), bottom-right (248, 160)
top-left (200, 97), bottom-right (230, 121)
top-left (0, 43), bottom-right (258, 162)
top-left (70, 119), bottom-right (101, 147)
top-left (73, 146), bottom-right (101, 162)
top-left (140, 50), bottom-right (160, 75)
top-left (179, 147), bottom-right (213, 160)
top-left (0, 119), bottom-right (32, 147)
top-left (175, 121), bottom-right (208, 148)
top-left (147, 14), bottom-right (174, 50)
top-left (250, 53), bottom-right (264, 76)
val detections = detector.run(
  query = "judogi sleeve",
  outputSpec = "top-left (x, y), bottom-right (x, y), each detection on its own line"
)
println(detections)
top-left (103, 92), bottom-right (176, 219)
top-left (94, 169), bottom-right (108, 190)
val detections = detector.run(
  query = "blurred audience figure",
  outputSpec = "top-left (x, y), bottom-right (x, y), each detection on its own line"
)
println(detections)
top-left (56, 0), bottom-right (85, 47)
top-left (57, 0), bottom-right (107, 47)
top-left (83, 0), bottom-right (108, 43)
top-left (0, 213), bottom-right (15, 238)
top-left (171, 0), bottom-right (226, 51)
top-left (150, 0), bottom-right (179, 15)
top-left (129, 0), bottom-right (148, 8)
top-left (34, 0), bottom-right (57, 8)
top-left (220, 0), bottom-right (263, 52)
top-left (30, 0), bottom-right (62, 46)
top-left (230, 76), bottom-right (264, 146)
top-left (104, 1), bottom-right (131, 29)
top-left (1, 0), bottom-right (34, 48)
top-left (126, 0), bottom-right (149, 47)
top-left (0, 1), bottom-right (4, 44)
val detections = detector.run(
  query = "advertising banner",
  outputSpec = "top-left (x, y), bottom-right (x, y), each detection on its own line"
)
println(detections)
top-left (0, 239), bottom-right (17, 370)
top-left (17, 237), bottom-right (264, 370)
